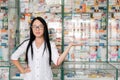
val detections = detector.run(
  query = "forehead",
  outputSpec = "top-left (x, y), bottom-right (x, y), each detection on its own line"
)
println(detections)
top-left (33, 19), bottom-right (43, 25)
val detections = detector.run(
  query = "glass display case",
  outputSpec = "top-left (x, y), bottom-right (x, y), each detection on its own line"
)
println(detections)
top-left (109, 62), bottom-right (120, 80)
top-left (10, 62), bottom-right (61, 80)
top-left (10, 63), bottom-right (25, 80)
top-left (0, 62), bottom-right (10, 80)
top-left (108, 0), bottom-right (120, 79)
top-left (64, 62), bottom-right (117, 80)
top-left (51, 63), bottom-right (61, 80)
top-left (63, 0), bottom-right (117, 80)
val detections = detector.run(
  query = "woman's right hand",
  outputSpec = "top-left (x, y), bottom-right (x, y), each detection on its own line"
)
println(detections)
top-left (24, 67), bottom-right (31, 73)
top-left (21, 67), bottom-right (31, 74)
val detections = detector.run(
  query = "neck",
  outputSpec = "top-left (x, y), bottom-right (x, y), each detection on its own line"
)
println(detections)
top-left (35, 37), bottom-right (44, 43)
top-left (35, 37), bottom-right (44, 48)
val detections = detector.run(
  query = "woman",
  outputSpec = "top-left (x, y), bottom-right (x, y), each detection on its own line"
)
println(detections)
top-left (11, 17), bottom-right (75, 80)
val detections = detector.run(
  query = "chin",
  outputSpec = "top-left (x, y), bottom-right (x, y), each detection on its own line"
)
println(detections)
top-left (36, 35), bottom-right (43, 38)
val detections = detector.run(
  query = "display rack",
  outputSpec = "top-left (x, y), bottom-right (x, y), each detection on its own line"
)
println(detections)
top-left (64, 62), bottom-right (117, 80)
top-left (63, 0), bottom-right (107, 62)
top-left (108, 0), bottom-right (120, 79)
top-left (62, 0), bottom-right (111, 80)
top-left (109, 62), bottom-right (120, 80)
top-left (0, 0), bottom-right (23, 80)
top-left (108, 0), bottom-right (120, 62)
top-left (0, 0), bottom-right (10, 80)
top-left (0, 0), bottom-right (9, 62)
top-left (0, 61), bottom-right (10, 80)
top-left (10, 62), bottom-right (61, 80)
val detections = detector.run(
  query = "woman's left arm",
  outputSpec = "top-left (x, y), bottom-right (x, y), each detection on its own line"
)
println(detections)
top-left (57, 43), bottom-right (75, 66)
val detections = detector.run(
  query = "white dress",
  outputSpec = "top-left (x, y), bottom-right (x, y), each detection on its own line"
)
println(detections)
top-left (11, 40), bottom-right (59, 80)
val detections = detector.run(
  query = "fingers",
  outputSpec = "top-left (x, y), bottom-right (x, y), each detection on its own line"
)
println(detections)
top-left (24, 67), bottom-right (31, 73)
top-left (73, 43), bottom-right (83, 46)
top-left (69, 42), bottom-right (83, 46)
top-left (68, 42), bottom-right (74, 47)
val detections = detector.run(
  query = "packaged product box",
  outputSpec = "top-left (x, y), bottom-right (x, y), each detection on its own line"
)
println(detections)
top-left (0, 67), bottom-right (9, 80)
top-left (109, 46), bottom-right (118, 61)
top-left (20, 1), bottom-right (29, 13)
top-left (109, 0), bottom-right (116, 5)
top-left (114, 13), bottom-right (120, 19)
top-left (64, 0), bottom-right (73, 12)
top-left (0, 13), bottom-right (4, 20)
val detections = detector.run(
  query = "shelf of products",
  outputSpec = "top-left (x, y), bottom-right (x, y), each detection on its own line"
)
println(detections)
top-left (108, 0), bottom-right (120, 78)
top-left (64, 0), bottom-right (107, 62)
top-left (64, 62), bottom-right (117, 80)
top-left (108, 0), bottom-right (120, 62)
top-left (63, 0), bottom-right (118, 80)
top-left (0, 0), bottom-right (10, 80)
top-left (8, 0), bottom-right (19, 52)
top-left (64, 0), bottom-right (107, 13)
top-left (0, 0), bottom-right (9, 62)
top-left (0, 0), bottom-right (23, 80)
top-left (0, 0), bottom-right (18, 65)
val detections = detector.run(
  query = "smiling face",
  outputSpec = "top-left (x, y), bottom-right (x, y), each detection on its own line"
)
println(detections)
top-left (32, 19), bottom-right (44, 38)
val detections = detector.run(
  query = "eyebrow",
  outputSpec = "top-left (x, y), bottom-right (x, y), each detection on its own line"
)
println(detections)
top-left (32, 24), bottom-right (44, 26)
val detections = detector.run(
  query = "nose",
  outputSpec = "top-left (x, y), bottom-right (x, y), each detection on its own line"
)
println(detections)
top-left (35, 26), bottom-right (40, 30)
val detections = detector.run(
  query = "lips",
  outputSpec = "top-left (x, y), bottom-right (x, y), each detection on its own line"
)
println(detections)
top-left (36, 32), bottom-right (40, 34)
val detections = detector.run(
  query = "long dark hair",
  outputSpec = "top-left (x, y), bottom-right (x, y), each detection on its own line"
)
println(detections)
top-left (25, 17), bottom-right (51, 65)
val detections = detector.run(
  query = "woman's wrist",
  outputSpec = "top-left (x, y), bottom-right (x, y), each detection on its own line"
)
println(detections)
top-left (20, 68), bottom-right (25, 74)
top-left (68, 43), bottom-right (73, 48)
